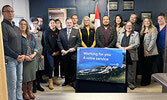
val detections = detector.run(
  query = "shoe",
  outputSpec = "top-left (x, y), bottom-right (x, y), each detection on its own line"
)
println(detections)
top-left (22, 83), bottom-right (30, 100)
top-left (37, 86), bottom-right (45, 91)
top-left (129, 87), bottom-right (135, 90)
top-left (48, 79), bottom-right (54, 90)
top-left (27, 81), bottom-right (36, 99)
top-left (54, 76), bottom-right (61, 85)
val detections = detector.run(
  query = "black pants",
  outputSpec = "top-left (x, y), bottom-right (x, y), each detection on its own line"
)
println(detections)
top-left (63, 55), bottom-right (76, 84)
top-left (141, 56), bottom-right (156, 84)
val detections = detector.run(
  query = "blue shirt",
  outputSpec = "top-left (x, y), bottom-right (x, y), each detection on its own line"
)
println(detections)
top-left (156, 25), bottom-right (166, 50)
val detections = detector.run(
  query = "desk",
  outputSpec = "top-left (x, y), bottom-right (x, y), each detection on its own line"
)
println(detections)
top-left (35, 93), bottom-right (167, 100)
top-left (152, 73), bottom-right (167, 93)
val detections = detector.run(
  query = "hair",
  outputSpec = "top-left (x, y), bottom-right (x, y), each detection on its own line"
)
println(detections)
top-left (2, 5), bottom-right (12, 12)
top-left (66, 17), bottom-right (72, 22)
top-left (71, 14), bottom-right (78, 18)
top-left (79, 16), bottom-right (95, 29)
top-left (158, 12), bottom-right (166, 19)
top-left (19, 19), bottom-right (31, 34)
top-left (49, 18), bottom-right (56, 23)
top-left (102, 15), bottom-right (110, 20)
top-left (30, 17), bottom-right (39, 23)
top-left (55, 19), bottom-right (62, 28)
top-left (140, 17), bottom-right (156, 35)
top-left (113, 14), bottom-right (124, 27)
top-left (125, 21), bottom-right (135, 31)
top-left (130, 13), bottom-right (138, 18)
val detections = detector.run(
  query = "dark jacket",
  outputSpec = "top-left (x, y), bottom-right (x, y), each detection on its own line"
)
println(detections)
top-left (44, 28), bottom-right (60, 54)
top-left (21, 34), bottom-right (38, 55)
top-left (96, 25), bottom-right (117, 48)
top-left (57, 28), bottom-right (81, 60)
top-left (79, 27), bottom-right (96, 47)
top-left (2, 19), bottom-right (22, 59)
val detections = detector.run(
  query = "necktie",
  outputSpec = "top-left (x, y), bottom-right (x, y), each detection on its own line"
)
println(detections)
top-left (67, 29), bottom-right (70, 40)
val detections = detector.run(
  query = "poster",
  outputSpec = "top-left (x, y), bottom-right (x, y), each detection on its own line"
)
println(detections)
top-left (76, 48), bottom-right (126, 83)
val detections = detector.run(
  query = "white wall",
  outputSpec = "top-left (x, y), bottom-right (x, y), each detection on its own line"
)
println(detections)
top-left (0, 0), bottom-right (30, 23)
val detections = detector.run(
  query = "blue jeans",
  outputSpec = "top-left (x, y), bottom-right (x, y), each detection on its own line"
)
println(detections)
top-left (5, 56), bottom-right (23, 100)
top-left (47, 52), bottom-right (60, 78)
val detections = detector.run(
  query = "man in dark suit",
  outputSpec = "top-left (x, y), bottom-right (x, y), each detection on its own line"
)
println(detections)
top-left (57, 18), bottom-right (81, 86)
top-left (96, 16), bottom-right (117, 48)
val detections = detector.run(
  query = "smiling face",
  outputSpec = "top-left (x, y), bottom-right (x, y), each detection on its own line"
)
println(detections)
top-left (19, 21), bottom-right (27, 32)
top-left (66, 19), bottom-right (73, 29)
top-left (2, 6), bottom-right (14, 21)
top-left (130, 14), bottom-right (137, 23)
top-left (144, 18), bottom-right (151, 27)
top-left (49, 20), bottom-right (56, 30)
top-left (102, 16), bottom-right (110, 26)
top-left (116, 16), bottom-right (122, 25)
top-left (125, 22), bottom-right (133, 32)
top-left (158, 16), bottom-right (166, 25)
top-left (84, 18), bottom-right (90, 27)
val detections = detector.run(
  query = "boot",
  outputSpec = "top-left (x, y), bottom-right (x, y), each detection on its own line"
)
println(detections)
top-left (27, 81), bottom-right (36, 99)
top-left (49, 79), bottom-right (54, 90)
top-left (22, 83), bottom-right (30, 100)
top-left (54, 76), bottom-right (61, 85)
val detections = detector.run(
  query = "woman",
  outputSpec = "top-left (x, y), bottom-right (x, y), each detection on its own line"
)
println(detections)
top-left (113, 14), bottom-right (125, 36)
top-left (30, 17), bottom-right (45, 92)
top-left (79, 16), bottom-right (96, 47)
top-left (140, 17), bottom-right (158, 86)
top-left (116, 21), bottom-right (140, 90)
top-left (45, 19), bottom-right (60, 89)
top-left (55, 19), bottom-right (62, 30)
top-left (55, 19), bottom-right (64, 78)
top-left (20, 19), bottom-right (37, 99)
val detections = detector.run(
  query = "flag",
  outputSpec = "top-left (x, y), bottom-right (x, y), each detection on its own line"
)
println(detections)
top-left (105, 0), bottom-right (109, 17)
top-left (94, 3), bottom-right (101, 29)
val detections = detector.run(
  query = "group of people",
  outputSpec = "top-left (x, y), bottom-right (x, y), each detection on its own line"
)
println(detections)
top-left (1, 4), bottom-right (166, 100)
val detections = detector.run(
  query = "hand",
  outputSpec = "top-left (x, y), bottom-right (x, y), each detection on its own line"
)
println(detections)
top-left (61, 50), bottom-right (67, 56)
top-left (55, 51), bottom-right (60, 56)
top-left (29, 54), bottom-right (35, 59)
top-left (25, 56), bottom-right (32, 61)
top-left (52, 52), bottom-right (56, 56)
top-left (144, 51), bottom-right (149, 57)
top-left (17, 55), bottom-right (25, 63)
top-left (39, 55), bottom-right (44, 61)
top-left (69, 48), bottom-right (75, 52)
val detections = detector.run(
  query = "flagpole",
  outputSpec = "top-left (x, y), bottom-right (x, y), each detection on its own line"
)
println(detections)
top-left (108, 0), bottom-right (109, 17)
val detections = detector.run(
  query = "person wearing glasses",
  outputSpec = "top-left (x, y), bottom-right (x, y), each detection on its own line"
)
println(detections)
top-left (116, 21), bottom-right (140, 90)
top-left (30, 17), bottom-right (45, 93)
top-left (1, 5), bottom-right (25, 100)
top-left (20, 19), bottom-right (38, 100)
top-left (72, 14), bottom-right (79, 29)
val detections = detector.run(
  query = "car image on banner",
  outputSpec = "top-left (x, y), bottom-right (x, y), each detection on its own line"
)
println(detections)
top-left (76, 48), bottom-right (126, 84)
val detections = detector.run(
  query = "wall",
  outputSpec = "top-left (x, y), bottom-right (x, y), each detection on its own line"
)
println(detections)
top-left (29, 0), bottom-right (167, 29)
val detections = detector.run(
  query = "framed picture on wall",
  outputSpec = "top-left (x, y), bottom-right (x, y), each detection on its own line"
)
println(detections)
top-left (123, 0), bottom-right (134, 11)
top-left (89, 13), bottom-right (95, 23)
top-left (109, 1), bottom-right (118, 11)
top-left (140, 12), bottom-right (152, 21)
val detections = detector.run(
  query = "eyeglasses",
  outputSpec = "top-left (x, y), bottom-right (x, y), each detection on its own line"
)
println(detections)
top-left (2, 11), bottom-right (14, 13)
top-left (20, 24), bottom-right (27, 26)
top-left (33, 23), bottom-right (38, 25)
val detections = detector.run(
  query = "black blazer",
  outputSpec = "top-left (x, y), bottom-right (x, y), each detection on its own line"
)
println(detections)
top-left (96, 26), bottom-right (117, 48)
top-left (57, 28), bottom-right (81, 60)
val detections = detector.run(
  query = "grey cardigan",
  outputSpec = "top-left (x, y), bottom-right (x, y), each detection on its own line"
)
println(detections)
top-left (116, 31), bottom-right (140, 61)
top-left (143, 28), bottom-right (158, 56)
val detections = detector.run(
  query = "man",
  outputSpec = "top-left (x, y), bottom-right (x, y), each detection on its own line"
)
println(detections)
top-left (155, 13), bottom-right (167, 73)
top-left (2, 5), bottom-right (25, 100)
top-left (72, 14), bottom-right (79, 29)
top-left (129, 13), bottom-right (141, 32)
top-left (96, 16), bottom-right (117, 48)
top-left (37, 16), bottom-right (44, 32)
top-left (57, 18), bottom-right (81, 86)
